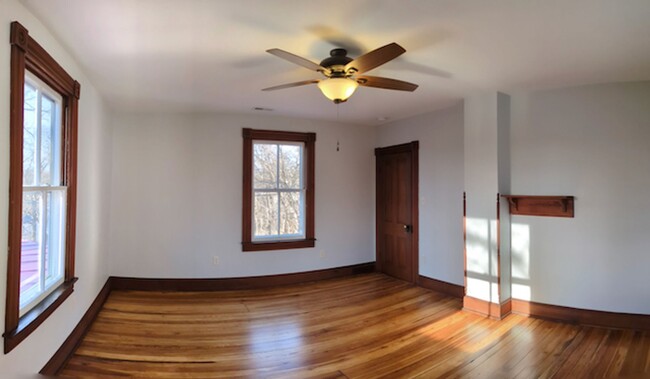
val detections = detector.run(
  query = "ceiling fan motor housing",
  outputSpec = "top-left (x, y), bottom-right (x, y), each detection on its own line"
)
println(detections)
top-left (320, 49), bottom-right (353, 75)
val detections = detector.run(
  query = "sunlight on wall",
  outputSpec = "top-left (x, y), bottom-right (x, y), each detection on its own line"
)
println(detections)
top-left (511, 222), bottom-right (531, 301)
top-left (466, 218), bottom-right (489, 275)
top-left (490, 218), bottom-right (499, 302)
top-left (512, 283), bottom-right (531, 300)
top-left (466, 277), bottom-right (491, 301)
top-left (466, 217), bottom-right (499, 302)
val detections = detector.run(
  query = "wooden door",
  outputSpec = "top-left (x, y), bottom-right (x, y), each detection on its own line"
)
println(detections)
top-left (375, 142), bottom-right (418, 283)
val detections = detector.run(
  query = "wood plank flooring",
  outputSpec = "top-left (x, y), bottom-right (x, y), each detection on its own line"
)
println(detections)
top-left (60, 273), bottom-right (650, 378)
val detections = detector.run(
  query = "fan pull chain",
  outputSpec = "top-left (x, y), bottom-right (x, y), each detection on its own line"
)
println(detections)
top-left (336, 104), bottom-right (340, 152)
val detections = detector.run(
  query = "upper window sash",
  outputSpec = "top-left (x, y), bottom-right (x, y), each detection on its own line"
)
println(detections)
top-left (252, 140), bottom-right (305, 191)
top-left (23, 71), bottom-right (64, 189)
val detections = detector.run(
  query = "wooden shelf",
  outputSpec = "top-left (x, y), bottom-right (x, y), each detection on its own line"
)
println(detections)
top-left (501, 195), bottom-right (574, 218)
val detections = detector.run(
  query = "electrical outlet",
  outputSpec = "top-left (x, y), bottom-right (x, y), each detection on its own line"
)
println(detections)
top-left (319, 250), bottom-right (326, 259)
top-left (213, 256), bottom-right (219, 266)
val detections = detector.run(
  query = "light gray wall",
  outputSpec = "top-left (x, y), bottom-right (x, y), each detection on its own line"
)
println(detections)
top-left (510, 81), bottom-right (650, 314)
top-left (108, 113), bottom-right (376, 278)
top-left (376, 103), bottom-right (465, 286)
top-left (0, 1), bottom-right (113, 377)
top-left (464, 93), bottom-right (500, 302)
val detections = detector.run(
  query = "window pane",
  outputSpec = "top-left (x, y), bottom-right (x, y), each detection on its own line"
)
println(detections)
top-left (20, 192), bottom-right (42, 307)
top-left (40, 95), bottom-right (54, 185)
top-left (280, 191), bottom-right (303, 236)
top-left (23, 83), bottom-right (37, 186)
top-left (253, 143), bottom-right (277, 189)
top-left (45, 191), bottom-right (65, 285)
top-left (254, 192), bottom-right (278, 237)
top-left (279, 144), bottom-right (302, 189)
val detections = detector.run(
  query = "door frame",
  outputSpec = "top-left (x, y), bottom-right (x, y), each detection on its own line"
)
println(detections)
top-left (374, 141), bottom-right (419, 284)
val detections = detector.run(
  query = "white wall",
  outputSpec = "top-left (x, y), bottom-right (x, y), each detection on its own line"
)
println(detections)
top-left (510, 81), bottom-right (650, 314)
top-left (376, 103), bottom-right (464, 286)
top-left (463, 93), bottom-right (501, 303)
top-left (109, 113), bottom-right (375, 278)
top-left (0, 1), bottom-right (113, 377)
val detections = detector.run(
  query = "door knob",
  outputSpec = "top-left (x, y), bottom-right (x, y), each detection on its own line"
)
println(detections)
top-left (403, 224), bottom-right (412, 233)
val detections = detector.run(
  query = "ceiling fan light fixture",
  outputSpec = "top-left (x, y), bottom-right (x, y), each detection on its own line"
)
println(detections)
top-left (317, 77), bottom-right (359, 103)
top-left (264, 43), bottom-right (416, 103)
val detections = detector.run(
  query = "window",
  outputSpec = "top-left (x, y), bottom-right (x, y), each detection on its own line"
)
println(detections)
top-left (5, 21), bottom-right (80, 354)
top-left (253, 141), bottom-right (305, 240)
top-left (19, 72), bottom-right (67, 315)
top-left (242, 129), bottom-right (315, 251)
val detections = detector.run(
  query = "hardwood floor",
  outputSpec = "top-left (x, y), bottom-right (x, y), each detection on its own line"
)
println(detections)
top-left (60, 273), bottom-right (650, 378)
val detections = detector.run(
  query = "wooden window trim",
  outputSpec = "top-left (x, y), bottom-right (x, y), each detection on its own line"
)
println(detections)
top-left (242, 128), bottom-right (316, 251)
top-left (4, 21), bottom-right (80, 354)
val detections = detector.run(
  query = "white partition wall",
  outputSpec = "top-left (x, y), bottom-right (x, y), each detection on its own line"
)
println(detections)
top-left (463, 92), bottom-right (512, 317)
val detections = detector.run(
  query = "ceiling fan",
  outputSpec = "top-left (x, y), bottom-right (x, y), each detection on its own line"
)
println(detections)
top-left (263, 42), bottom-right (418, 103)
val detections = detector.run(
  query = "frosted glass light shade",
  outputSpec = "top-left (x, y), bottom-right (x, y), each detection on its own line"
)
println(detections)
top-left (317, 78), bottom-right (359, 103)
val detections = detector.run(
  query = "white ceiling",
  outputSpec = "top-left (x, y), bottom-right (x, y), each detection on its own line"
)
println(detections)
top-left (22, 0), bottom-right (650, 125)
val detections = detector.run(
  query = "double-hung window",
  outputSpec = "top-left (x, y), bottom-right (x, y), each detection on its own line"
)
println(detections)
top-left (5, 21), bottom-right (80, 354)
top-left (19, 72), bottom-right (67, 315)
top-left (242, 129), bottom-right (315, 251)
top-left (253, 141), bottom-right (305, 240)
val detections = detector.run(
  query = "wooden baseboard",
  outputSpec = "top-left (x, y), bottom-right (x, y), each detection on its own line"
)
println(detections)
top-left (111, 262), bottom-right (376, 291)
top-left (511, 299), bottom-right (650, 331)
top-left (463, 296), bottom-right (512, 320)
top-left (40, 278), bottom-right (113, 376)
top-left (418, 275), bottom-right (465, 298)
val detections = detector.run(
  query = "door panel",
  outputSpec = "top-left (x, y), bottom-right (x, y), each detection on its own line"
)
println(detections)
top-left (375, 142), bottom-right (418, 283)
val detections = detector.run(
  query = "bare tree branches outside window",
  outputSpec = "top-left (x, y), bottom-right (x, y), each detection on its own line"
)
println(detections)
top-left (253, 142), bottom-right (304, 239)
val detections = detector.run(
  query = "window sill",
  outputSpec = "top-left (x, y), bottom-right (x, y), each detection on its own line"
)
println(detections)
top-left (242, 239), bottom-right (315, 252)
top-left (3, 278), bottom-right (77, 353)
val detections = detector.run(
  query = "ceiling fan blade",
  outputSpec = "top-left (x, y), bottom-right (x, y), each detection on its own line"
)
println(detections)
top-left (266, 48), bottom-right (325, 72)
top-left (262, 80), bottom-right (320, 91)
top-left (356, 75), bottom-right (418, 91)
top-left (345, 43), bottom-right (406, 74)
